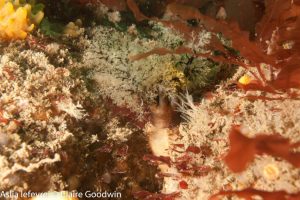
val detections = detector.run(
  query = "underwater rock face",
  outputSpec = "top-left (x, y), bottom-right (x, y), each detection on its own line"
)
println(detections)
top-left (1, 0), bottom-right (300, 200)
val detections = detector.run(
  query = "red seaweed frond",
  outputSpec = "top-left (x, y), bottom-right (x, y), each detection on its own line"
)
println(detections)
top-left (100, 0), bottom-right (127, 11)
top-left (256, 0), bottom-right (300, 90)
top-left (75, 0), bottom-right (127, 11)
top-left (73, 0), bottom-right (98, 5)
top-left (143, 154), bottom-right (172, 167)
top-left (126, 0), bottom-right (300, 93)
top-left (224, 126), bottom-right (300, 173)
top-left (210, 188), bottom-right (300, 200)
top-left (126, 0), bottom-right (273, 70)
top-left (0, 109), bottom-right (9, 124)
top-left (165, 0), bottom-right (203, 8)
top-left (133, 190), bottom-right (180, 200)
top-left (104, 98), bottom-right (150, 129)
top-left (143, 144), bottom-right (212, 177)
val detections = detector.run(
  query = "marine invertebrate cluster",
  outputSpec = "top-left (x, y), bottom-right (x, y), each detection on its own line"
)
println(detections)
top-left (0, 0), bottom-right (44, 40)
top-left (0, 46), bottom-right (89, 192)
top-left (1, 0), bottom-right (300, 199)
top-left (83, 23), bottom-right (186, 117)
top-left (91, 1), bottom-right (300, 199)
top-left (63, 19), bottom-right (84, 38)
top-left (127, 0), bottom-right (300, 99)
top-left (157, 80), bottom-right (300, 199)
top-left (53, 2), bottom-right (300, 200)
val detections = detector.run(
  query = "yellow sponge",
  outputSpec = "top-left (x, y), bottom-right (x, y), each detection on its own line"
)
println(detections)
top-left (0, 0), bottom-right (43, 40)
top-left (238, 75), bottom-right (252, 85)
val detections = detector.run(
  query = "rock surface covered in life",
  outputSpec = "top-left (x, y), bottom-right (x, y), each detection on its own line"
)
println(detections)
top-left (0, 1), bottom-right (300, 200)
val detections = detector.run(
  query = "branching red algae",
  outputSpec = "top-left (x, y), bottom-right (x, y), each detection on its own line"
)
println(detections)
top-left (126, 0), bottom-right (300, 93)
top-left (224, 125), bottom-right (300, 173)
top-left (210, 188), bottom-right (300, 200)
